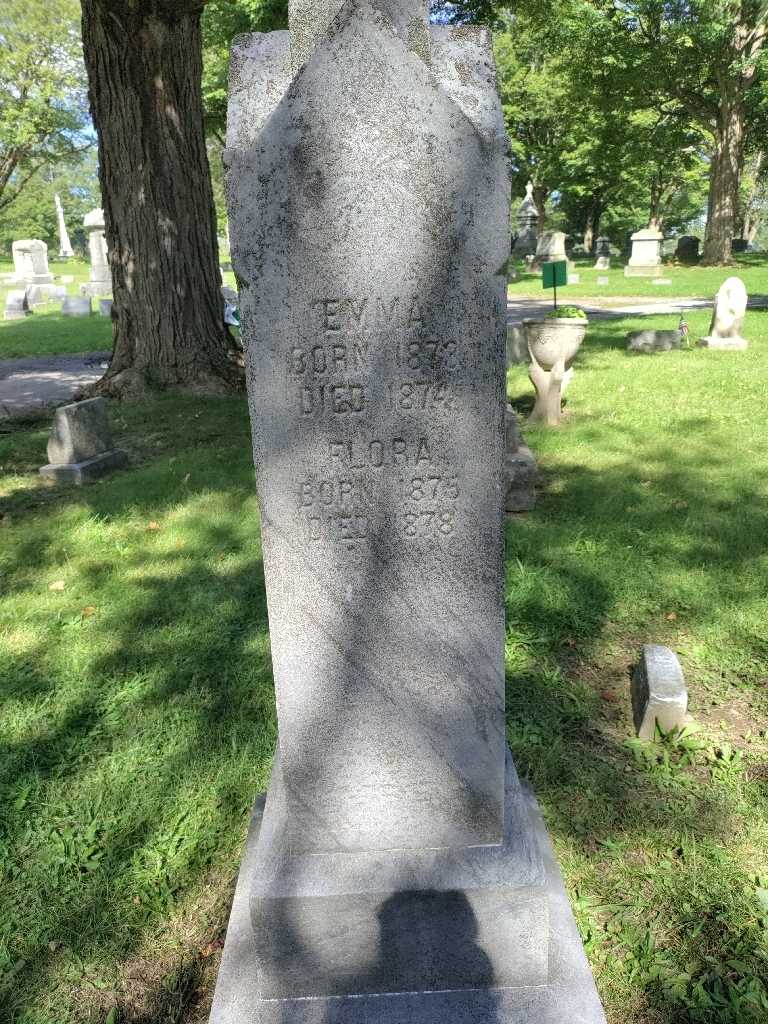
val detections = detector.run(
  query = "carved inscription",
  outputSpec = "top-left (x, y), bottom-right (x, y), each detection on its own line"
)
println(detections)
top-left (292, 294), bottom-right (464, 547)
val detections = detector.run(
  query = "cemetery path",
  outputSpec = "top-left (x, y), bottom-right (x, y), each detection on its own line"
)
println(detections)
top-left (0, 352), bottom-right (109, 419)
top-left (508, 295), bottom-right (768, 322)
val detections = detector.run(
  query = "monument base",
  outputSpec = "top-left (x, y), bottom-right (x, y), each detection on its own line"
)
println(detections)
top-left (624, 265), bottom-right (663, 277)
top-left (39, 449), bottom-right (128, 485)
top-left (210, 752), bottom-right (605, 1024)
top-left (697, 336), bottom-right (748, 351)
top-left (506, 444), bottom-right (537, 514)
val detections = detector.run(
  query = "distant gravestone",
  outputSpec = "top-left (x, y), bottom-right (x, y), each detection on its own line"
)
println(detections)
top-left (625, 228), bottom-right (664, 277)
top-left (675, 235), bottom-right (700, 261)
top-left (513, 180), bottom-right (539, 257)
top-left (594, 236), bottom-right (611, 270)
top-left (81, 208), bottom-right (112, 297)
top-left (99, 298), bottom-right (113, 317)
top-left (3, 289), bottom-right (32, 321)
top-left (532, 230), bottom-right (570, 273)
top-left (569, 272), bottom-right (581, 284)
top-left (632, 645), bottom-right (688, 740)
top-left (652, 278), bottom-right (672, 286)
top-left (12, 239), bottom-right (54, 285)
top-left (597, 275), bottom-right (610, 287)
top-left (213, 3), bottom-right (605, 1023)
top-left (731, 238), bottom-right (748, 254)
top-left (39, 398), bottom-right (127, 484)
top-left (506, 322), bottom-right (527, 365)
top-left (626, 328), bottom-right (684, 353)
top-left (62, 295), bottom-right (93, 316)
top-left (699, 277), bottom-right (749, 350)
top-left (55, 193), bottom-right (74, 258)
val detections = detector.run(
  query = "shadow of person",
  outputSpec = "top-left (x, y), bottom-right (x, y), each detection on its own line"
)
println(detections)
top-left (321, 889), bottom-right (501, 1024)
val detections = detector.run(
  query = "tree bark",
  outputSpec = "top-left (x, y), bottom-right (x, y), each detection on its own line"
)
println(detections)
top-left (582, 195), bottom-right (602, 253)
top-left (533, 183), bottom-right (548, 230)
top-left (80, 0), bottom-right (241, 396)
top-left (701, 95), bottom-right (745, 265)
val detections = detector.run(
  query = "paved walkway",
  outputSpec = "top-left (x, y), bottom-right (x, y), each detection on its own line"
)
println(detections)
top-left (507, 295), bottom-right (768, 322)
top-left (0, 353), bottom-right (109, 420)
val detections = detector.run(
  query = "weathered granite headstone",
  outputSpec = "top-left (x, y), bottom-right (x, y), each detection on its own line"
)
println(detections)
top-left (55, 193), bottom-right (74, 258)
top-left (626, 328), bottom-right (684, 353)
top-left (506, 322), bottom-right (527, 366)
top-left (594, 236), bottom-right (611, 270)
top-left (674, 235), bottom-right (699, 261)
top-left (597, 275), bottom-right (610, 286)
top-left (505, 403), bottom-right (536, 513)
top-left (532, 230), bottom-right (571, 273)
top-left (512, 180), bottom-right (538, 257)
top-left (214, 4), bottom-right (605, 1023)
top-left (3, 289), bottom-right (32, 321)
top-left (698, 277), bottom-right (749, 350)
top-left (652, 278), bottom-right (672, 286)
top-left (631, 645), bottom-right (688, 741)
top-left (80, 208), bottom-right (112, 297)
top-left (624, 228), bottom-right (664, 277)
top-left (62, 295), bottom-right (93, 316)
top-left (12, 239), bottom-right (54, 285)
top-left (99, 298), bottom-right (113, 317)
top-left (731, 238), bottom-right (748, 254)
top-left (39, 398), bottom-right (127, 484)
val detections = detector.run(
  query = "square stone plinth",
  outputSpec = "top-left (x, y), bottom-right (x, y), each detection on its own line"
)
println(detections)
top-left (39, 449), bottom-right (128, 485)
top-left (210, 751), bottom-right (606, 1024)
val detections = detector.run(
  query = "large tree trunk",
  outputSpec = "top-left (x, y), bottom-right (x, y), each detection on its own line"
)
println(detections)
top-left (582, 195), bottom-right (602, 253)
top-left (532, 183), bottom-right (548, 230)
top-left (81, 0), bottom-right (241, 396)
top-left (701, 95), bottom-right (745, 266)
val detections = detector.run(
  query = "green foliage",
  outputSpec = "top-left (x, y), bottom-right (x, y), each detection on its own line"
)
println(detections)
top-left (0, 0), bottom-right (91, 214)
top-left (546, 304), bottom-right (586, 319)
top-left (202, 0), bottom-right (288, 140)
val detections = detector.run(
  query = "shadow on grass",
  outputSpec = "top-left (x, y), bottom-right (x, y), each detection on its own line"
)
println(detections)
top-left (2, 391), bottom-right (768, 1022)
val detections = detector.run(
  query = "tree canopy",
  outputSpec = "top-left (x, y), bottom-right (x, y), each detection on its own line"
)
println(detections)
top-left (0, 0), bottom-right (91, 215)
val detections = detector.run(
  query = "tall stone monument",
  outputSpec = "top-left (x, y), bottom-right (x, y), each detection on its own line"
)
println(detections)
top-left (512, 181), bottom-right (538, 257)
top-left (624, 227), bottom-right (664, 277)
top-left (54, 194), bottom-right (74, 258)
top-left (214, 3), bottom-right (605, 1022)
top-left (698, 277), bottom-right (749, 350)
top-left (81, 208), bottom-right (112, 297)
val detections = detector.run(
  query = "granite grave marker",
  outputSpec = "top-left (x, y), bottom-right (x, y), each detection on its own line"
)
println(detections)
top-left (214, 4), bottom-right (606, 1021)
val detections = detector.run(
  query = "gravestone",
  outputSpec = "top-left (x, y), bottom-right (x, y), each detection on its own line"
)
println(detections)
top-left (699, 277), bottom-right (749, 350)
top-left (652, 278), bottom-right (672, 286)
top-left (632, 645), bottom-right (688, 740)
top-left (512, 181), bottom-right (538, 257)
top-left (81, 208), bottom-right (112, 297)
top-left (99, 298), bottom-right (113, 317)
top-left (624, 227), bottom-right (664, 277)
top-left (506, 322), bottom-right (527, 366)
top-left (3, 289), bottom-right (32, 321)
top-left (39, 398), bottom-right (127, 484)
top-left (532, 230), bottom-right (571, 273)
top-left (55, 193), bottom-right (74, 258)
top-left (570, 272), bottom-right (581, 284)
top-left (626, 328), bottom-right (684, 353)
top-left (214, 3), bottom-right (605, 1023)
top-left (505, 403), bottom-right (537, 512)
top-left (731, 238), bottom-right (748, 254)
top-left (11, 239), bottom-right (54, 285)
top-left (594, 236), bottom-right (611, 270)
top-left (675, 235), bottom-right (699, 261)
top-left (597, 275), bottom-right (610, 286)
top-left (62, 295), bottom-right (93, 316)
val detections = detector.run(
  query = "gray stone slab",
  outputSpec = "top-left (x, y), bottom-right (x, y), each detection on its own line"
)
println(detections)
top-left (39, 448), bottom-right (128, 485)
top-left (626, 329), bottom-right (683, 353)
top-left (210, 759), bottom-right (606, 1024)
top-left (631, 644), bottom-right (688, 741)
top-left (226, 0), bottom-right (510, 859)
top-left (46, 397), bottom-right (115, 464)
top-left (62, 295), bottom-right (93, 316)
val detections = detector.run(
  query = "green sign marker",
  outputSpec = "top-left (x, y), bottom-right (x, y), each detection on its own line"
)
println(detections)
top-left (542, 259), bottom-right (567, 313)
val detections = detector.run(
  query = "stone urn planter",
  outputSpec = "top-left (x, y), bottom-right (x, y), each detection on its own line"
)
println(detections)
top-left (524, 313), bottom-right (588, 426)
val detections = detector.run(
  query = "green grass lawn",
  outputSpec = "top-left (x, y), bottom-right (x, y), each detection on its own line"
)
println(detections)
top-left (1, 308), bottom-right (768, 1023)
top-left (0, 261), bottom-right (238, 361)
top-left (509, 251), bottom-right (768, 301)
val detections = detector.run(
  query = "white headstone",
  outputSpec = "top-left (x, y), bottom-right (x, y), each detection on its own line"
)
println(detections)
top-left (3, 289), bottom-right (32, 321)
top-left (11, 239), bottom-right (54, 285)
top-left (81, 208), bottom-right (112, 297)
top-left (699, 277), bottom-right (749, 350)
top-left (54, 194), bottom-right (74, 258)
top-left (625, 228), bottom-right (664, 277)
top-left (62, 295), bottom-right (93, 317)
